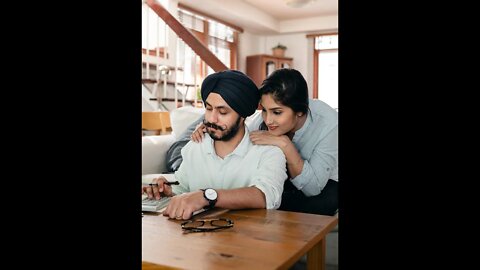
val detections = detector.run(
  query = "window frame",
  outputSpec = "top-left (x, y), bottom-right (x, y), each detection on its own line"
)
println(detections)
top-left (310, 33), bottom-right (338, 99)
top-left (178, 4), bottom-right (242, 71)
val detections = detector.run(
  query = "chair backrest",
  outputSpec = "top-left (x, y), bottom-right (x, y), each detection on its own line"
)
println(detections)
top-left (142, 111), bottom-right (171, 135)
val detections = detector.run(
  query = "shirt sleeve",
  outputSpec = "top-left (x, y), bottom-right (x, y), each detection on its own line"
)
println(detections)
top-left (290, 125), bottom-right (338, 197)
top-left (172, 143), bottom-right (192, 195)
top-left (249, 146), bottom-right (287, 209)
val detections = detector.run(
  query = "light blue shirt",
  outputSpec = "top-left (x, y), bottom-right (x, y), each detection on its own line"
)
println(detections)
top-left (247, 99), bottom-right (338, 197)
top-left (172, 125), bottom-right (287, 209)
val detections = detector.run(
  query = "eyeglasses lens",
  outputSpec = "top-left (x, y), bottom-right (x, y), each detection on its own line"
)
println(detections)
top-left (182, 221), bottom-right (204, 229)
top-left (211, 219), bottom-right (230, 227)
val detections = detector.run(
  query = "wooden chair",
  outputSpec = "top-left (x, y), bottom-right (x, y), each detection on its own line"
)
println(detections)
top-left (142, 111), bottom-right (172, 135)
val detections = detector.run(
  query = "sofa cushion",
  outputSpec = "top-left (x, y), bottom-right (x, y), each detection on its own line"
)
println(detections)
top-left (170, 106), bottom-right (205, 140)
top-left (142, 135), bottom-right (176, 174)
top-left (165, 115), bottom-right (204, 172)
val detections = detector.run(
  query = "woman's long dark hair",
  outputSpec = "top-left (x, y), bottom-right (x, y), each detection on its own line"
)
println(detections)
top-left (258, 68), bottom-right (310, 130)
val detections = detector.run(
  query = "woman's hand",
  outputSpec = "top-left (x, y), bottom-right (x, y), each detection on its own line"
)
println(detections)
top-left (251, 130), bottom-right (304, 179)
top-left (249, 130), bottom-right (289, 149)
top-left (190, 122), bottom-right (207, 143)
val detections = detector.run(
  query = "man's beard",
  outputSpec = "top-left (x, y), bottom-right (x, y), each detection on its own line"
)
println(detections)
top-left (204, 116), bottom-right (242, 141)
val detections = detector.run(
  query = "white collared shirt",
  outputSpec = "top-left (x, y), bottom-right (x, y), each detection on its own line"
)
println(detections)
top-left (172, 125), bottom-right (287, 209)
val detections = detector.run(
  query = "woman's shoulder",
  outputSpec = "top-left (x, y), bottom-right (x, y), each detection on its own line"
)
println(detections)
top-left (309, 99), bottom-right (337, 127)
top-left (309, 99), bottom-right (337, 112)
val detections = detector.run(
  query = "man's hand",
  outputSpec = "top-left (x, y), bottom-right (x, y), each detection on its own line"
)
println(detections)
top-left (190, 122), bottom-right (206, 143)
top-left (163, 190), bottom-right (208, 220)
top-left (141, 176), bottom-right (173, 200)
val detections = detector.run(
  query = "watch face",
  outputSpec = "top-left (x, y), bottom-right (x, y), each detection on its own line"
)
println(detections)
top-left (205, 189), bottom-right (218, 200)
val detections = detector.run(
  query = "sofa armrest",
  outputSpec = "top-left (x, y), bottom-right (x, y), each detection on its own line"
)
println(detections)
top-left (142, 135), bottom-right (176, 174)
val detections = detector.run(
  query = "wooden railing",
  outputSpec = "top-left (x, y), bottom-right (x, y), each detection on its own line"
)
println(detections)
top-left (146, 0), bottom-right (228, 72)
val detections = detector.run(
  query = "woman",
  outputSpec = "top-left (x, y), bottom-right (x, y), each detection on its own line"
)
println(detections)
top-left (191, 68), bottom-right (338, 216)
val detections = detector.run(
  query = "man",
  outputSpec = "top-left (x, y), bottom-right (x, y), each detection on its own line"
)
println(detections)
top-left (142, 70), bottom-right (287, 220)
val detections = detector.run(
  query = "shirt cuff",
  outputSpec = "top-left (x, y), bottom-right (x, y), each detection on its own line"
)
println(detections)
top-left (290, 160), bottom-right (320, 197)
top-left (251, 184), bottom-right (281, 210)
top-left (290, 160), bottom-right (311, 189)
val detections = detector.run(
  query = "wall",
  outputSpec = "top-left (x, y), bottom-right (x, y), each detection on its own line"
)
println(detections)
top-left (279, 15), bottom-right (337, 34)
top-left (238, 31), bottom-right (262, 73)
top-left (238, 32), bottom-right (318, 98)
top-left (264, 34), bottom-right (314, 98)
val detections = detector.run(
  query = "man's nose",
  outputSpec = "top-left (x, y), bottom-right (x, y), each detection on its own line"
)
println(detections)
top-left (209, 111), bottom-right (219, 123)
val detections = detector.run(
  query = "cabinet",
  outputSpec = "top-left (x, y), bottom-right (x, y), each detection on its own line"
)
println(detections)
top-left (246, 54), bottom-right (293, 87)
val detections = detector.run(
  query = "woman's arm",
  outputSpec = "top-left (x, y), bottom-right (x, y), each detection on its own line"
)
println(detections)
top-left (249, 132), bottom-right (304, 178)
top-left (289, 127), bottom-right (338, 196)
top-left (250, 126), bottom-right (338, 197)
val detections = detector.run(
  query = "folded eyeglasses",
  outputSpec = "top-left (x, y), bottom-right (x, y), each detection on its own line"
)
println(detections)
top-left (181, 218), bottom-right (234, 233)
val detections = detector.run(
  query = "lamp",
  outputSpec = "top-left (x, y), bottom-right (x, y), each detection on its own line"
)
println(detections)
top-left (285, 0), bottom-right (316, 8)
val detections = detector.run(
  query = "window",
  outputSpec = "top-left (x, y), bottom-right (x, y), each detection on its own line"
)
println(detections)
top-left (313, 34), bottom-right (338, 110)
top-left (142, 0), bottom-right (169, 51)
top-left (175, 6), bottom-right (241, 101)
top-left (178, 7), bottom-right (240, 76)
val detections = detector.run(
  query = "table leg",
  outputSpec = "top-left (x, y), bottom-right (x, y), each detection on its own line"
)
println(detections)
top-left (307, 237), bottom-right (326, 270)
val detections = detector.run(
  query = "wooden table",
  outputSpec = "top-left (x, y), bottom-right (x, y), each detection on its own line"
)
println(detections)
top-left (142, 209), bottom-right (338, 270)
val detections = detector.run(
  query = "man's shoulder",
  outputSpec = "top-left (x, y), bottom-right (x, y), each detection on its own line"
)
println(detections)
top-left (250, 143), bottom-right (284, 155)
top-left (248, 144), bottom-right (286, 166)
top-left (181, 137), bottom-right (209, 154)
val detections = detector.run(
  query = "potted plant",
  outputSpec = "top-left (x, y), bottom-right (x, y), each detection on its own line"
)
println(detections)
top-left (272, 43), bottom-right (287, 57)
top-left (195, 87), bottom-right (203, 107)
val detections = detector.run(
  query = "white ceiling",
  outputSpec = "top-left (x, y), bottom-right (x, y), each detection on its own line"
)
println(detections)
top-left (243, 0), bottom-right (337, 20)
top-left (177, 0), bottom-right (338, 34)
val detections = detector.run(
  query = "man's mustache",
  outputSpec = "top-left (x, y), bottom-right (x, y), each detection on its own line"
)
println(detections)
top-left (203, 119), bottom-right (227, 131)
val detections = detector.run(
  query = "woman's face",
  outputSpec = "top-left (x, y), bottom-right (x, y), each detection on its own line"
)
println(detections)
top-left (260, 94), bottom-right (298, 136)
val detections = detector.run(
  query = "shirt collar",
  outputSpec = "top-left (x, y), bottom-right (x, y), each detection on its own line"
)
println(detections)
top-left (229, 126), bottom-right (250, 157)
top-left (203, 124), bottom-right (251, 158)
top-left (293, 111), bottom-right (312, 142)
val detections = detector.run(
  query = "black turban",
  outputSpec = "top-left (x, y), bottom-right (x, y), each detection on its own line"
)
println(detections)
top-left (201, 70), bottom-right (259, 118)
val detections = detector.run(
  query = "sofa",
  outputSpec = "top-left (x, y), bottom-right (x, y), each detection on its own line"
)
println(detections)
top-left (141, 106), bottom-right (338, 268)
top-left (142, 106), bottom-right (205, 175)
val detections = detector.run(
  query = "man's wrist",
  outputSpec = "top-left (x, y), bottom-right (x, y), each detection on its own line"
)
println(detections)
top-left (201, 188), bottom-right (218, 209)
top-left (196, 190), bottom-right (209, 208)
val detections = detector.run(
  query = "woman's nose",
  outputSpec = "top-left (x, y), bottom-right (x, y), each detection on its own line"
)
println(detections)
top-left (264, 114), bottom-right (273, 125)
